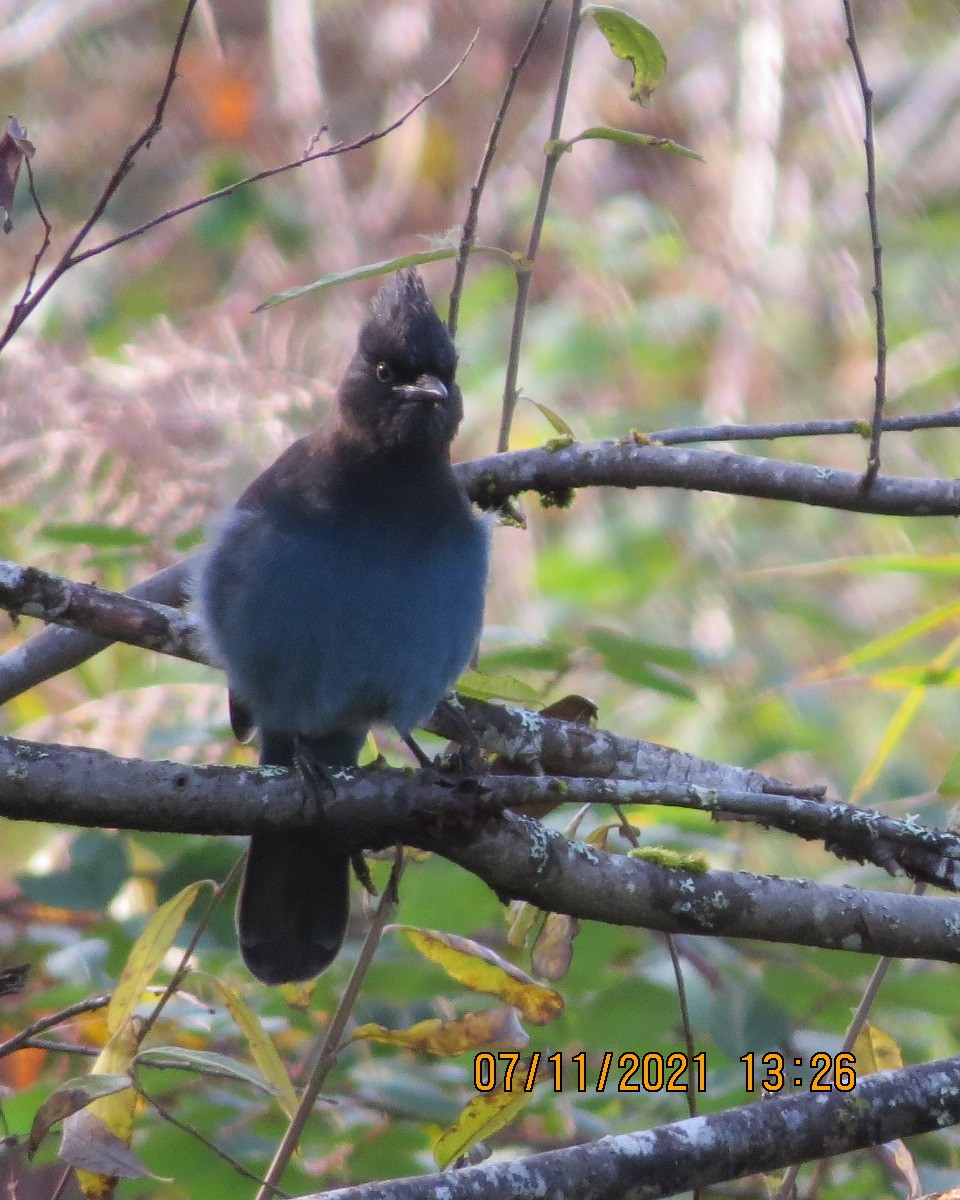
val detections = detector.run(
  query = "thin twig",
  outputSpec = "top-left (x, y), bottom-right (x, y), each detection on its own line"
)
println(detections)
top-left (74, 35), bottom-right (476, 270)
top-left (448, 0), bottom-right (555, 338)
top-left (255, 849), bottom-right (405, 1200)
top-left (49, 1167), bottom-right (73, 1200)
top-left (610, 803), bottom-right (698, 1126)
top-left (842, 0), bottom-right (887, 489)
top-left (0, 10), bottom-right (474, 353)
top-left (18, 1038), bottom-right (97, 1055)
top-left (138, 856), bottom-right (243, 1042)
top-left (649, 407), bottom-right (960, 446)
top-left (0, 994), bottom-right (111, 1060)
top-left (497, 0), bottom-right (583, 452)
top-left (775, 885), bottom-right (919, 1200)
top-left (137, 1084), bottom-right (291, 1197)
top-left (17, 154), bottom-right (52, 307)
top-left (665, 934), bottom-right (698, 1123)
top-left (0, 0), bottom-right (200, 353)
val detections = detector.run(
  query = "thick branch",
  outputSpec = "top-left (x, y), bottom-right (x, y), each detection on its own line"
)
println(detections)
top-left (5, 565), bottom-right (960, 884)
top-left (312, 1054), bottom-right (960, 1200)
top-left (2, 434), bottom-right (959, 705)
top-left (459, 439), bottom-right (960, 516)
top-left (3, 736), bottom-right (960, 964)
top-left (0, 560), bottom-right (204, 662)
top-left (0, 562), bottom-right (800, 798)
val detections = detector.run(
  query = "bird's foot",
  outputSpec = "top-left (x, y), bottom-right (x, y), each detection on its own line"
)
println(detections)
top-left (292, 744), bottom-right (337, 812)
top-left (351, 851), bottom-right (378, 897)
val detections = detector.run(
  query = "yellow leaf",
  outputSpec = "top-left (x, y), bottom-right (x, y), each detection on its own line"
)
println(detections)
top-left (793, 598), bottom-right (960, 687)
top-left (64, 1110), bottom-right (151, 1196)
top-left (279, 979), bottom-right (316, 1010)
top-left (531, 912), bottom-right (578, 982)
top-left (198, 974), bottom-right (298, 1118)
top-left (434, 1057), bottom-right (542, 1168)
top-left (851, 630), bottom-right (960, 802)
top-left (396, 927), bottom-right (563, 1025)
top-left (107, 882), bottom-right (208, 1035)
top-left (524, 397), bottom-right (575, 440)
top-left (352, 1008), bottom-right (527, 1057)
top-left (505, 900), bottom-right (539, 950)
top-left (853, 1023), bottom-right (903, 1074)
top-left (65, 1020), bottom-right (143, 1197)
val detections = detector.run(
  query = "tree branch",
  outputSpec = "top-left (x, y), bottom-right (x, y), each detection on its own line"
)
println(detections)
top-left (0, 0), bottom-right (200, 350)
top-left (458, 438), bottom-right (960, 516)
top-left (310, 1054), bottom-right (960, 1200)
top-left (842, 0), bottom-right (887, 487)
top-left (8, 567), bottom-right (954, 885)
top-left (3, 735), bottom-right (960, 965)
top-left (3, 434), bottom-right (960, 705)
top-left (650, 406), bottom-right (960, 446)
top-left (497, 0), bottom-right (582, 452)
top-left (448, 0), bottom-right (555, 338)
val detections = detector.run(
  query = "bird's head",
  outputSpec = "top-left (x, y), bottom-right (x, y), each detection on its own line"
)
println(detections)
top-left (337, 269), bottom-right (463, 457)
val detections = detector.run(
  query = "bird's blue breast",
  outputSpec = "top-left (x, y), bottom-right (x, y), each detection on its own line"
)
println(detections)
top-left (197, 497), bottom-right (489, 738)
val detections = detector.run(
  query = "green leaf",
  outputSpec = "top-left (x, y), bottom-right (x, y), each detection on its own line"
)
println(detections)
top-left (479, 641), bottom-right (573, 675)
top-left (17, 830), bottom-right (129, 911)
top-left (584, 6), bottom-right (667, 104)
top-left (524, 397), bottom-right (575, 439)
top-left (939, 750), bottom-right (960, 798)
top-left (586, 628), bottom-right (697, 701)
top-left (256, 244), bottom-right (515, 311)
top-left (108, 882), bottom-right (208, 1036)
top-left (569, 126), bottom-right (702, 161)
top-left (135, 1047), bottom-right (283, 1097)
top-left (752, 554), bottom-right (960, 579)
top-left (196, 973), bottom-right (299, 1117)
top-left (28, 1074), bottom-right (133, 1156)
top-left (870, 665), bottom-right (960, 689)
top-left (40, 522), bottom-right (151, 548)
top-left (454, 667), bottom-right (542, 706)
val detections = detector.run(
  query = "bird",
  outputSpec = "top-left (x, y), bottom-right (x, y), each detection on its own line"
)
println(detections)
top-left (194, 268), bottom-right (490, 985)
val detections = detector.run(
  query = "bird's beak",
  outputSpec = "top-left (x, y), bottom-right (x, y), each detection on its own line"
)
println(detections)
top-left (396, 375), bottom-right (449, 406)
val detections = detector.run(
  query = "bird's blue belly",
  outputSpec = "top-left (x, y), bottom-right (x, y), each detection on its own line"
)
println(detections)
top-left (197, 504), bottom-right (488, 737)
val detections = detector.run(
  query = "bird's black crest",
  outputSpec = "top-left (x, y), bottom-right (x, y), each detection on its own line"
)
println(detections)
top-left (360, 268), bottom-right (456, 378)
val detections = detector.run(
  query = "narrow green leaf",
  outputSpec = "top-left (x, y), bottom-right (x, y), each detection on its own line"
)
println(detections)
top-left (569, 126), bottom-right (703, 161)
top-left (939, 750), bottom-right (960, 798)
top-left (751, 554), bottom-right (960, 579)
top-left (256, 244), bottom-right (515, 311)
top-left (479, 641), bottom-right (573, 674)
top-left (40, 522), bottom-right (151, 548)
top-left (108, 881), bottom-right (209, 1035)
top-left (196, 973), bottom-right (299, 1117)
top-left (584, 6), bottom-right (667, 104)
top-left (524, 397), bottom-right (575, 438)
top-left (869, 665), bottom-right (960, 689)
top-left (586, 628), bottom-right (697, 701)
top-left (135, 1047), bottom-right (282, 1097)
top-left (455, 667), bottom-right (542, 706)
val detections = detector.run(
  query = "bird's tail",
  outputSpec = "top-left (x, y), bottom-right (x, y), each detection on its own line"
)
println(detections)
top-left (237, 730), bottom-right (363, 985)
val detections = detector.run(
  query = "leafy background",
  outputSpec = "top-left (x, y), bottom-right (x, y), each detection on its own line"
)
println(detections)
top-left (1, 0), bottom-right (959, 1196)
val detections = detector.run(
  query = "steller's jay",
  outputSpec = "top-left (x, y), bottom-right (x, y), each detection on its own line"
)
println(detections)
top-left (195, 269), bottom-right (490, 984)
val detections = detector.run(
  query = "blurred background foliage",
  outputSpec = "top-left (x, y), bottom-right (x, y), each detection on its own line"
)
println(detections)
top-left (0, 0), bottom-right (959, 1195)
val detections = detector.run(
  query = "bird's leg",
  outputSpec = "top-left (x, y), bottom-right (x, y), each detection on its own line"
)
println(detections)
top-left (435, 699), bottom-right (485, 775)
top-left (402, 732), bottom-right (435, 770)
top-left (351, 851), bottom-right (377, 897)
top-left (404, 706), bottom-right (485, 779)
top-left (293, 736), bottom-right (374, 893)
top-left (292, 737), bottom-right (338, 810)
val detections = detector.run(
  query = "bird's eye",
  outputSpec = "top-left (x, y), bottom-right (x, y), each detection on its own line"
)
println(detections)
top-left (375, 362), bottom-right (394, 384)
